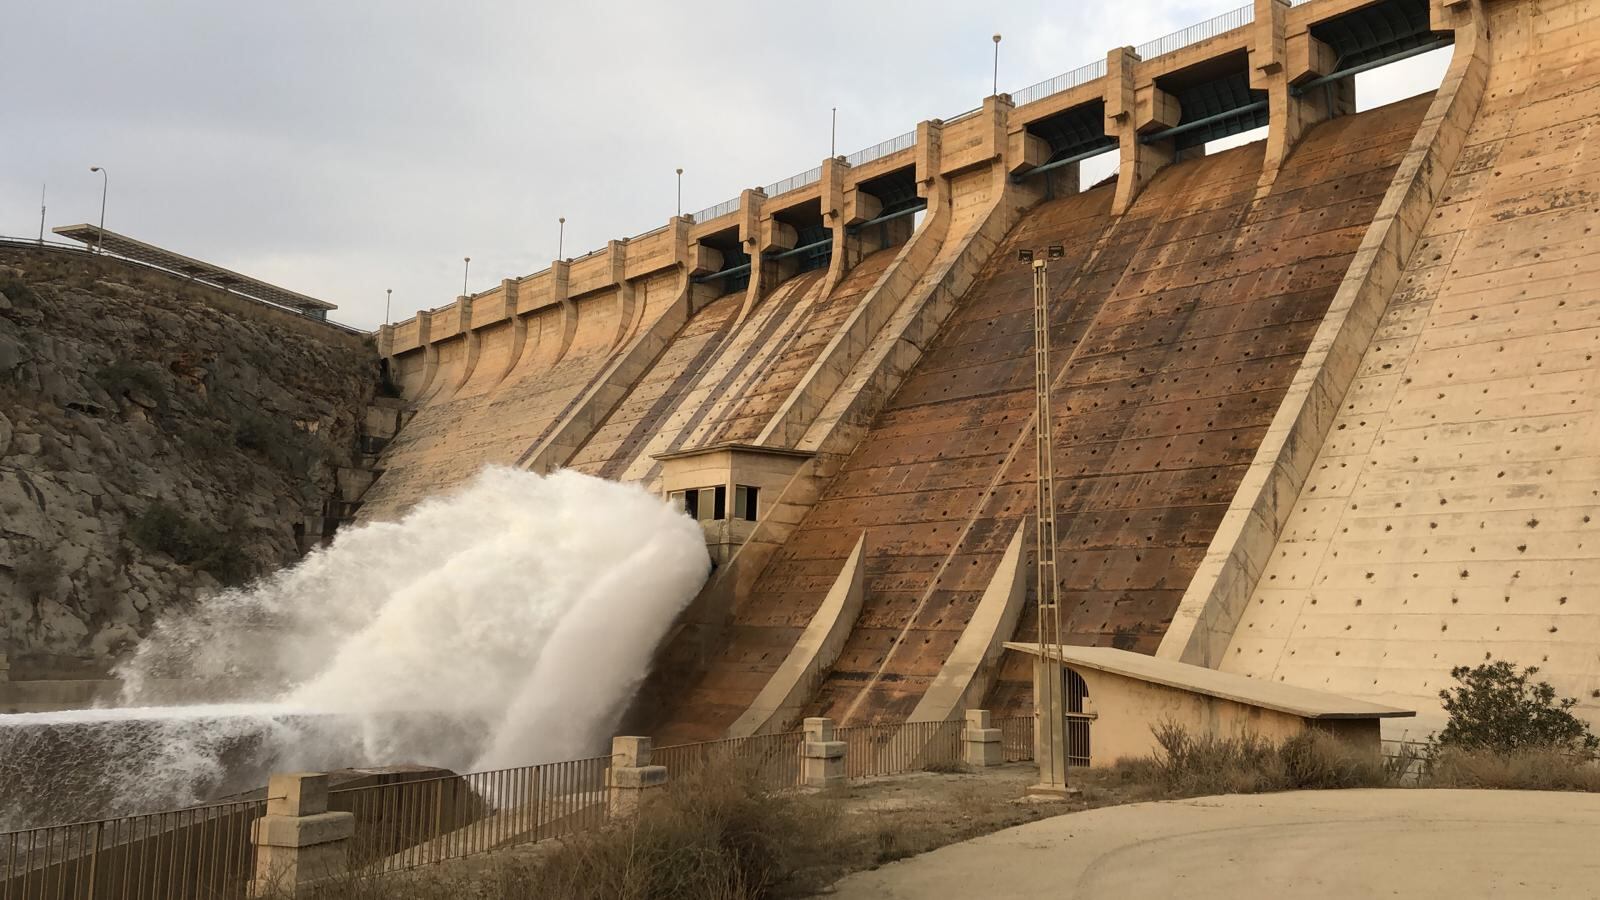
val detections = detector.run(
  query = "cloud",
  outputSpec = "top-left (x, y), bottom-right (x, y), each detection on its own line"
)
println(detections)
top-left (1, 1), bottom-right (1450, 330)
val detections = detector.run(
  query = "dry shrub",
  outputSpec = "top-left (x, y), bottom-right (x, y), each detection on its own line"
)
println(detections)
top-left (1421, 747), bottom-right (1600, 792)
top-left (290, 764), bottom-right (847, 900)
top-left (1112, 722), bottom-right (1388, 798)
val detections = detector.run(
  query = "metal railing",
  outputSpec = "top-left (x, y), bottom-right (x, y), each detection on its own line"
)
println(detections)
top-left (1012, 58), bottom-right (1109, 107)
top-left (845, 129), bottom-right (917, 167)
top-left (653, 731), bottom-right (806, 791)
top-left (835, 720), bottom-right (964, 778)
top-left (763, 166), bottom-right (823, 198)
top-left (691, 197), bottom-right (741, 224)
top-left (331, 756), bottom-right (610, 877)
top-left (943, 106), bottom-right (982, 125)
top-left (0, 797), bottom-right (265, 900)
top-left (998, 715), bottom-right (1036, 763)
top-left (1135, 4), bottom-right (1253, 61)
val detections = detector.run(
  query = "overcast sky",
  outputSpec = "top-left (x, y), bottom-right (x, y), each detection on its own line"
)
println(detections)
top-left (1, 1), bottom-right (1449, 330)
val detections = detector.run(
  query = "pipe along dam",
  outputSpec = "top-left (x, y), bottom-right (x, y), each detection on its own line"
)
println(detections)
top-left (6, 0), bottom-right (1600, 841)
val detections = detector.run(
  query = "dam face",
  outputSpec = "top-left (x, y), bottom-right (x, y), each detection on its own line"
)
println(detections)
top-left (357, 0), bottom-right (1600, 742)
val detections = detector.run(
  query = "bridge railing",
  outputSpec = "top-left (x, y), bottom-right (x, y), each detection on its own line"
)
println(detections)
top-left (1012, 58), bottom-right (1109, 107)
top-left (764, 165), bottom-right (824, 198)
top-left (845, 129), bottom-right (918, 167)
top-left (1135, 3), bottom-right (1253, 61)
top-left (691, 196), bottom-right (741, 224)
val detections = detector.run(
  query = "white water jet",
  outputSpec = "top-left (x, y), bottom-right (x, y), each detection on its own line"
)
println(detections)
top-left (0, 467), bottom-right (709, 825)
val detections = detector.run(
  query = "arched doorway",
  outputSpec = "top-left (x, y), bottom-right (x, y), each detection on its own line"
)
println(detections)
top-left (1064, 667), bottom-right (1091, 766)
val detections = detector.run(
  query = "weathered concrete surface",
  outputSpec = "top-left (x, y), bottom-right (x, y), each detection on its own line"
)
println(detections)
top-left (1216, 0), bottom-right (1600, 731)
top-left (984, 95), bottom-right (1431, 721)
top-left (361, 269), bottom-right (682, 517)
top-left (826, 790), bottom-right (1600, 899)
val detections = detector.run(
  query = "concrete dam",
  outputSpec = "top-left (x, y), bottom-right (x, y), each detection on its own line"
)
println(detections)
top-left (360, 0), bottom-right (1599, 742)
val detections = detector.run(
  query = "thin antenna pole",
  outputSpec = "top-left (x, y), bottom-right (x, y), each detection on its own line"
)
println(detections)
top-left (462, 257), bottom-right (470, 296)
top-left (558, 217), bottom-right (565, 260)
top-left (675, 169), bottom-right (683, 218)
top-left (38, 183), bottom-right (46, 245)
top-left (831, 108), bottom-right (837, 157)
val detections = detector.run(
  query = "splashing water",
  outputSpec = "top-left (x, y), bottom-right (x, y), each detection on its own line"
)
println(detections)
top-left (0, 467), bottom-right (709, 827)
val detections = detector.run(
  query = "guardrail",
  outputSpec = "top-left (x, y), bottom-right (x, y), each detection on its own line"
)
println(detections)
top-left (332, 756), bottom-right (610, 877)
top-left (764, 166), bottom-right (823, 198)
top-left (1135, 3), bottom-right (1253, 61)
top-left (845, 130), bottom-right (917, 167)
top-left (0, 797), bottom-right (266, 900)
top-left (0, 712), bottom-right (1042, 895)
top-left (835, 719), bottom-right (964, 778)
top-left (654, 730), bottom-right (806, 790)
top-left (691, 196), bottom-right (741, 224)
top-left (1012, 58), bottom-right (1109, 107)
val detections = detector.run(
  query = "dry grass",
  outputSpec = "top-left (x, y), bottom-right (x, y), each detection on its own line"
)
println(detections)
top-left (1419, 747), bottom-right (1600, 792)
top-left (1109, 723), bottom-right (1390, 799)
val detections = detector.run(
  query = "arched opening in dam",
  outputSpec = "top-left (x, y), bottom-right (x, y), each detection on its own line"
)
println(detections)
top-left (0, 468), bottom-right (710, 830)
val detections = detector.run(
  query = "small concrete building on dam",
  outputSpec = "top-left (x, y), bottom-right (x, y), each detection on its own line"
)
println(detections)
top-left (301, 0), bottom-right (1600, 744)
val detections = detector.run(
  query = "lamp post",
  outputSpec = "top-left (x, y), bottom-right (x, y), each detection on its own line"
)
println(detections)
top-left (676, 169), bottom-right (683, 218)
top-left (831, 107), bottom-right (837, 157)
top-left (89, 166), bottom-right (108, 254)
top-left (385, 288), bottom-right (392, 325)
top-left (38, 183), bottom-right (46, 246)
top-left (992, 34), bottom-right (1002, 96)
top-left (558, 217), bottom-right (565, 261)
top-left (462, 257), bottom-right (470, 297)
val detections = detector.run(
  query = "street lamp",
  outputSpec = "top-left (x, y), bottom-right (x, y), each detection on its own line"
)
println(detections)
top-left (385, 288), bottom-right (392, 325)
top-left (831, 107), bottom-right (837, 157)
top-left (558, 217), bottom-right (565, 260)
top-left (992, 34), bottom-right (1002, 97)
top-left (676, 169), bottom-right (683, 218)
top-left (89, 166), bottom-right (108, 254)
top-left (462, 257), bottom-right (471, 297)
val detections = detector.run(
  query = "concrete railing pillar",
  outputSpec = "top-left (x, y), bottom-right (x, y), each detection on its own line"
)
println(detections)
top-left (249, 772), bottom-right (354, 898)
top-left (608, 736), bottom-right (667, 817)
top-left (962, 709), bottom-right (1003, 767)
top-left (802, 717), bottom-right (846, 788)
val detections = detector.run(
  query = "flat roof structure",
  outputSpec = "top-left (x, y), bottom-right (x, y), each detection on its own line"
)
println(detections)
top-left (52, 224), bottom-right (336, 317)
top-left (1003, 643), bottom-right (1413, 720)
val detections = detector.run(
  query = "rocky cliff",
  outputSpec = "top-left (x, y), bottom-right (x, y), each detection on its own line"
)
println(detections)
top-left (0, 246), bottom-right (375, 675)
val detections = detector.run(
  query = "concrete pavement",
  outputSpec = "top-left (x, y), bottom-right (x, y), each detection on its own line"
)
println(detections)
top-left (824, 790), bottom-right (1600, 899)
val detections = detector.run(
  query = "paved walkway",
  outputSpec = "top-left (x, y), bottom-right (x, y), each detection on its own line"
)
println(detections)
top-left (825, 789), bottom-right (1600, 899)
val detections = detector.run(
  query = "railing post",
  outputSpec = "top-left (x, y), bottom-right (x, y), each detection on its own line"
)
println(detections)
top-left (608, 736), bottom-right (667, 818)
top-left (249, 772), bottom-right (354, 898)
top-left (802, 718), bottom-right (846, 788)
top-left (962, 710), bottom-right (1004, 767)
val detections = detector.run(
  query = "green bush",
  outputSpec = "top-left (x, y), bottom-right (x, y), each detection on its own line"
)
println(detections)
top-left (12, 547), bottom-right (61, 599)
top-left (94, 360), bottom-right (167, 406)
top-left (0, 271), bottom-right (38, 306)
top-left (233, 408), bottom-right (320, 476)
top-left (127, 501), bottom-right (253, 586)
top-left (1435, 660), bottom-right (1598, 754)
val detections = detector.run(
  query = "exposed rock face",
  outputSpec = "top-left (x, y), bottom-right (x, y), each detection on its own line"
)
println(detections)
top-left (0, 248), bottom-right (374, 674)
